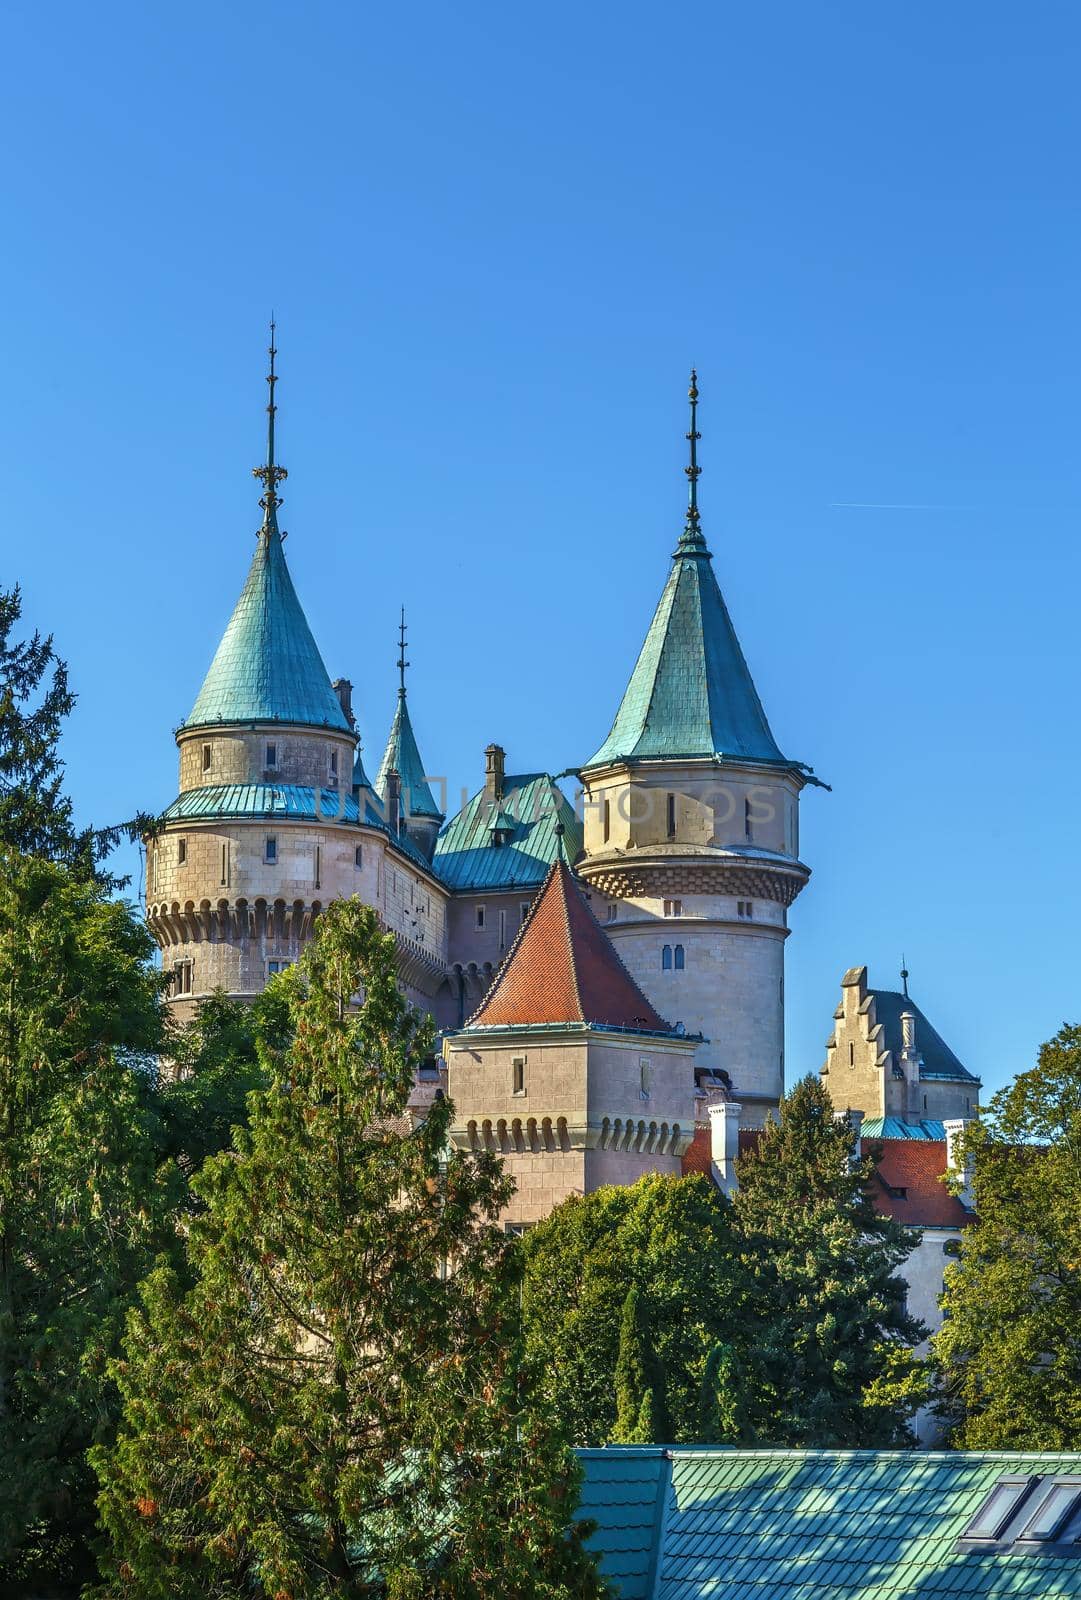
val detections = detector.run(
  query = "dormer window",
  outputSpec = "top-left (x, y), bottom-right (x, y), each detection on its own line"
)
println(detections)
top-left (265, 742), bottom-right (278, 770)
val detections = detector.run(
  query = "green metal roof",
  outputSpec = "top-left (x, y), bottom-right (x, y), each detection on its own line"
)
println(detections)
top-left (584, 533), bottom-right (795, 771)
top-left (182, 527), bottom-right (350, 734)
top-left (861, 1117), bottom-right (949, 1141)
top-left (870, 988), bottom-right (980, 1085)
top-left (433, 774), bottom-right (583, 891)
top-left (374, 693), bottom-right (443, 821)
top-left (579, 1448), bottom-right (1081, 1599)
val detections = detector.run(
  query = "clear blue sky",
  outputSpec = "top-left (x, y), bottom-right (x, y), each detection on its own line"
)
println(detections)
top-left (4, 2), bottom-right (1079, 1098)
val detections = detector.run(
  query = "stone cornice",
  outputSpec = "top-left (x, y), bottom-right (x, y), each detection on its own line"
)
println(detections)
top-left (578, 849), bottom-right (810, 906)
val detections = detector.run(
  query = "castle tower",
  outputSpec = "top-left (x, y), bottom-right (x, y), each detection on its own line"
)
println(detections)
top-left (576, 374), bottom-right (821, 1124)
top-left (145, 329), bottom-right (448, 1019)
top-left (374, 609), bottom-right (444, 862)
top-left (444, 841), bottom-right (697, 1226)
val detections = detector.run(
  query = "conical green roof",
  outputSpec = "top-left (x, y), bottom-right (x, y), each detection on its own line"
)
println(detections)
top-left (375, 693), bottom-right (443, 820)
top-left (182, 527), bottom-right (350, 733)
top-left (584, 534), bottom-right (787, 768)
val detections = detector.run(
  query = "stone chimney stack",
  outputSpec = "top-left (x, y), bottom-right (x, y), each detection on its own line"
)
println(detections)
top-left (708, 1101), bottom-right (742, 1195)
top-left (385, 768), bottom-right (401, 838)
top-left (332, 678), bottom-right (355, 729)
top-left (484, 743), bottom-right (505, 806)
top-left (899, 1009), bottom-right (923, 1121)
top-left (944, 1118), bottom-right (976, 1210)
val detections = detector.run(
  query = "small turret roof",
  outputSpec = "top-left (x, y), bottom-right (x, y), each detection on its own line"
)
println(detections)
top-left (375, 698), bottom-right (443, 822)
top-left (464, 856), bottom-right (673, 1034)
top-left (585, 373), bottom-right (797, 772)
top-left (181, 328), bottom-right (350, 736)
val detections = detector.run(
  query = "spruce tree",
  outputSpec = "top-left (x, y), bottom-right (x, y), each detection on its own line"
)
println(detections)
top-left (697, 1343), bottom-right (748, 1444)
top-left (94, 898), bottom-right (604, 1599)
top-left (0, 848), bottom-right (179, 1592)
top-left (612, 1284), bottom-right (669, 1444)
top-left (732, 1075), bottom-right (927, 1446)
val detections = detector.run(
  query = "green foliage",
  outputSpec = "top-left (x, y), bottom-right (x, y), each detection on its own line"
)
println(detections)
top-left (0, 584), bottom-right (153, 882)
top-left (612, 1285), bottom-right (669, 1443)
top-left (94, 898), bottom-right (605, 1599)
top-left (522, 1172), bottom-right (744, 1446)
top-left (0, 849), bottom-right (181, 1593)
top-left (697, 1343), bottom-right (747, 1445)
top-left (933, 1024), bottom-right (1081, 1447)
top-left (732, 1076), bottom-right (927, 1446)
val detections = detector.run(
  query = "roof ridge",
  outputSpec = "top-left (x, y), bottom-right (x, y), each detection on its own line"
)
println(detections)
top-left (557, 860), bottom-right (586, 1022)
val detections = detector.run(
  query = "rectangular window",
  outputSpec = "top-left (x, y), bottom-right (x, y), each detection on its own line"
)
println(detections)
top-left (521, 902), bottom-right (530, 922)
top-left (267, 959), bottom-right (292, 977)
top-left (202, 744), bottom-right (212, 772)
top-left (744, 796), bottom-right (753, 840)
top-left (173, 960), bottom-right (193, 995)
top-left (476, 906), bottom-right (485, 930)
top-left (1019, 1481), bottom-right (1081, 1542)
top-left (177, 838), bottom-right (187, 865)
top-left (737, 900), bottom-right (755, 920)
top-left (499, 909), bottom-right (506, 950)
top-left (329, 749), bottom-right (339, 781)
top-left (314, 844), bottom-right (321, 889)
top-left (663, 899), bottom-right (682, 918)
top-left (662, 944), bottom-right (672, 971)
top-left (512, 1056), bottom-right (526, 1096)
top-left (602, 797), bottom-right (611, 843)
top-left (639, 1058), bottom-right (652, 1100)
top-left (849, 1042), bottom-right (855, 1067)
top-left (265, 742), bottom-right (278, 769)
top-left (265, 836), bottom-right (277, 864)
top-left (962, 1478), bottom-right (1039, 1541)
top-left (607, 903), bottom-right (618, 922)
top-left (355, 844), bottom-right (363, 868)
top-left (221, 841), bottom-right (229, 887)
top-left (666, 793), bottom-right (676, 839)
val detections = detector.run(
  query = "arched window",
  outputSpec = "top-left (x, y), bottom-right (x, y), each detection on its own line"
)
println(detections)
top-left (662, 944), bottom-right (672, 971)
top-left (674, 944), bottom-right (685, 970)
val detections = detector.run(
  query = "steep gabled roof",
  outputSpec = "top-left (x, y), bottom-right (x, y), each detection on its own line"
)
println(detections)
top-left (434, 774), bottom-right (582, 892)
top-left (870, 988), bottom-right (979, 1084)
top-left (182, 528), bottom-right (350, 733)
top-left (464, 857), bottom-right (672, 1033)
top-left (375, 693), bottom-right (443, 821)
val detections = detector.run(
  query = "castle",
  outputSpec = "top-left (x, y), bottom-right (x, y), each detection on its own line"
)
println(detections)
top-left (145, 335), bottom-right (979, 1242)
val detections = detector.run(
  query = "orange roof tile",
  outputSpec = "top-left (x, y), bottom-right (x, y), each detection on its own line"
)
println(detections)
top-left (862, 1137), bottom-right (972, 1228)
top-left (464, 858), bottom-right (672, 1034)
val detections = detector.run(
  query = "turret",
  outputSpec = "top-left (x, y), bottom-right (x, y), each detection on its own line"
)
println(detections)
top-left (577, 373), bottom-right (823, 1123)
top-left (374, 609), bottom-right (445, 861)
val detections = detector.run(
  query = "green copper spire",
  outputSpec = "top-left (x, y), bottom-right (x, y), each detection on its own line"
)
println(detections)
top-left (374, 609), bottom-right (443, 821)
top-left (182, 328), bottom-right (350, 734)
top-left (584, 370), bottom-right (793, 770)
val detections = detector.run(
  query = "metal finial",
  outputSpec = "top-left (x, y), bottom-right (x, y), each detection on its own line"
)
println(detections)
top-left (253, 318), bottom-right (288, 529)
top-left (397, 606), bottom-right (409, 696)
top-left (554, 820), bottom-right (566, 863)
top-left (901, 955), bottom-right (910, 999)
top-left (676, 367), bottom-right (709, 555)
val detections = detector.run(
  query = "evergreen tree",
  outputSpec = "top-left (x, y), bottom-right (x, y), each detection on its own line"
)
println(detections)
top-left (933, 1024), bottom-right (1081, 1447)
top-left (612, 1285), bottom-right (670, 1444)
top-left (697, 1343), bottom-right (748, 1444)
top-left (0, 848), bottom-right (179, 1593)
top-left (731, 1076), bottom-right (927, 1446)
top-left (0, 584), bottom-right (154, 879)
top-left (94, 898), bottom-right (604, 1599)
top-left (522, 1173), bottom-right (745, 1445)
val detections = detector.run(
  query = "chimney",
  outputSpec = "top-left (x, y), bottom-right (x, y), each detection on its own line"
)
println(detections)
top-left (332, 678), bottom-right (355, 728)
top-left (944, 1118), bottom-right (975, 1210)
top-left (385, 768), bottom-right (401, 838)
top-left (484, 743), bottom-right (505, 806)
top-left (901, 1010), bottom-right (917, 1051)
top-left (898, 1009), bottom-right (923, 1121)
top-left (708, 1101), bottom-right (742, 1195)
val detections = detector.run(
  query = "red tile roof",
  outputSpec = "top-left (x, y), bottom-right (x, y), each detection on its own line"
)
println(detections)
top-left (862, 1136), bottom-right (971, 1228)
top-left (465, 858), bottom-right (672, 1033)
top-left (682, 1124), bottom-right (712, 1177)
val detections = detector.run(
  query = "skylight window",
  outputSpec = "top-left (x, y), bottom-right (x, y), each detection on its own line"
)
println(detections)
top-left (959, 1474), bottom-right (1081, 1553)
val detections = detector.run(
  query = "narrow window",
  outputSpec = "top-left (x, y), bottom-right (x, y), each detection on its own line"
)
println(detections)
top-left (744, 796), bottom-right (753, 840)
top-left (521, 902), bottom-right (530, 922)
top-left (221, 841), bottom-right (229, 887)
top-left (265, 742), bottom-right (278, 770)
top-left (499, 909), bottom-right (506, 950)
top-left (662, 944), bottom-right (672, 971)
top-left (849, 1042), bottom-right (855, 1067)
top-left (476, 905), bottom-right (485, 930)
top-left (512, 1056), bottom-right (526, 1096)
top-left (602, 797), bottom-right (611, 843)
top-left (314, 844), bottom-right (321, 889)
top-left (355, 844), bottom-right (363, 868)
top-left (177, 838), bottom-right (187, 865)
top-left (663, 899), bottom-right (682, 918)
top-left (924, 1094), bottom-right (928, 1110)
top-left (674, 944), bottom-right (685, 970)
top-left (745, 900), bottom-right (754, 919)
top-left (666, 793), bottom-right (676, 839)
top-left (202, 743), bottom-right (212, 772)
top-left (639, 1058), bottom-right (652, 1100)
top-left (329, 749), bottom-right (339, 782)
top-left (607, 903), bottom-right (618, 922)
top-left (265, 836), bottom-right (277, 864)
